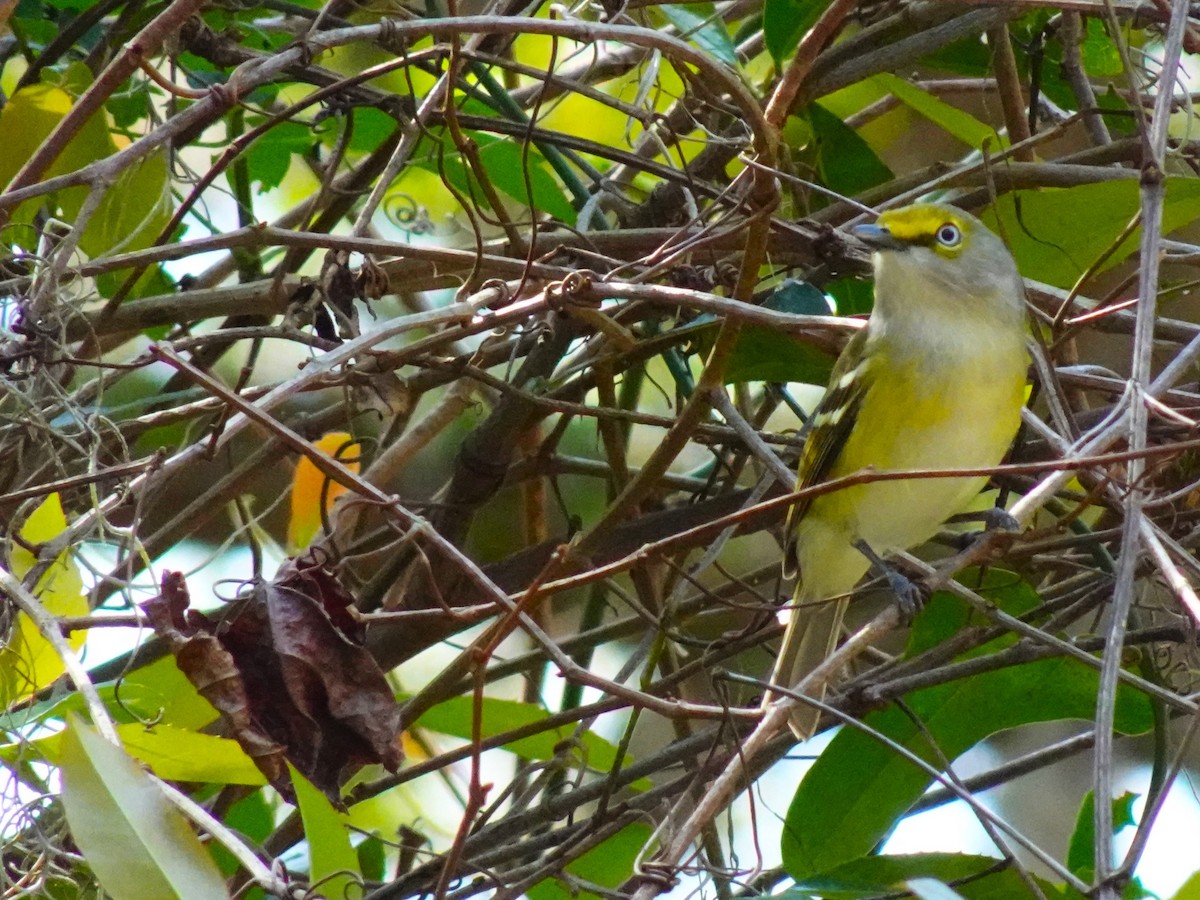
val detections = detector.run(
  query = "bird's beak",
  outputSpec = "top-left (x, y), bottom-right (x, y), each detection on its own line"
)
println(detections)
top-left (852, 223), bottom-right (906, 251)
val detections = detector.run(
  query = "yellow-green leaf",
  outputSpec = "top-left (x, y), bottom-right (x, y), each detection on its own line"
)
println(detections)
top-left (873, 73), bottom-right (1005, 149)
top-left (37, 723), bottom-right (266, 785)
top-left (60, 716), bottom-right (229, 900)
top-left (291, 763), bottom-right (362, 900)
top-left (1, 493), bottom-right (86, 705)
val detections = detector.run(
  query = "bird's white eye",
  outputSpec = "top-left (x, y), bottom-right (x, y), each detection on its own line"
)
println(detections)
top-left (936, 223), bottom-right (962, 247)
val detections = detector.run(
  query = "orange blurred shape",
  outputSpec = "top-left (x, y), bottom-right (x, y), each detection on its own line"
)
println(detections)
top-left (286, 432), bottom-right (360, 552)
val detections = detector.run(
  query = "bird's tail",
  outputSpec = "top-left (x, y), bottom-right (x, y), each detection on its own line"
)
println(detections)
top-left (769, 593), bottom-right (848, 740)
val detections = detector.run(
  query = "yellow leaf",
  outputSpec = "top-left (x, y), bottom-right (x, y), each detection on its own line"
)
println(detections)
top-left (0, 84), bottom-right (169, 262)
top-left (1, 493), bottom-right (87, 705)
top-left (287, 432), bottom-right (360, 552)
top-left (33, 723), bottom-right (266, 786)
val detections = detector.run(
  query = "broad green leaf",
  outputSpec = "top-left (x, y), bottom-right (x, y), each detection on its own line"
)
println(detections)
top-left (357, 835), bottom-right (387, 883)
top-left (244, 119), bottom-right (313, 193)
top-left (725, 280), bottom-right (839, 384)
top-left (59, 716), bottom-right (228, 900)
top-left (906, 570), bottom-right (1037, 657)
top-left (119, 725), bottom-right (266, 785)
top-left (983, 179), bottom-right (1200, 289)
top-left (482, 137), bottom-right (576, 225)
top-left (290, 763), bottom-right (362, 900)
top-left (1, 493), bottom-right (86, 705)
top-left (431, 133), bottom-right (576, 225)
top-left (768, 280), bottom-right (837, 317)
top-left (1066, 790), bottom-right (1138, 879)
top-left (346, 107), bottom-right (402, 154)
top-left (527, 823), bottom-right (653, 900)
top-left (1096, 86), bottom-right (1137, 138)
top-left (211, 792), bottom-right (274, 878)
top-left (80, 149), bottom-right (171, 260)
top-left (826, 275), bottom-right (874, 316)
top-left (807, 102), bottom-right (894, 200)
top-left (659, 3), bottom-right (737, 66)
top-left (764, 0), bottom-right (829, 65)
top-left (109, 655), bottom-right (221, 731)
top-left (784, 852), bottom-right (1079, 899)
top-left (0, 86), bottom-right (108, 209)
top-left (97, 256), bottom-right (177, 302)
top-left (107, 80), bottom-right (155, 129)
top-left (6, 654), bottom-right (209, 732)
top-left (413, 696), bottom-right (646, 786)
top-left (39, 723), bottom-right (264, 785)
top-left (923, 35), bottom-right (993, 78)
top-left (0, 84), bottom-right (169, 266)
top-left (1173, 871), bottom-right (1200, 899)
top-left (781, 655), bottom-right (1153, 879)
top-left (872, 73), bottom-right (1004, 150)
top-left (1082, 19), bottom-right (1123, 77)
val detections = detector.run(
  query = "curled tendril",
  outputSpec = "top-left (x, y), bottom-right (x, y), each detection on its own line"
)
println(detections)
top-left (545, 270), bottom-right (600, 313)
top-left (384, 193), bottom-right (434, 236)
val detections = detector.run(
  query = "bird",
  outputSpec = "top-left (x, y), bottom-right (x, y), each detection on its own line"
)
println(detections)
top-left (770, 202), bottom-right (1029, 739)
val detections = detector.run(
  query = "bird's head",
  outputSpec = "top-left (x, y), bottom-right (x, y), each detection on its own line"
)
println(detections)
top-left (852, 203), bottom-right (1025, 323)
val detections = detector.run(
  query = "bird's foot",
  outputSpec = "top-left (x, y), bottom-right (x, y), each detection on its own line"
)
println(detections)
top-left (884, 567), bottom-right (930, 624)
top-left (853, 539), bottom-right (929, 624)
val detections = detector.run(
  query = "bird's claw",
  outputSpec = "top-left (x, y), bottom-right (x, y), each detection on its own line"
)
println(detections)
top-left (885, 569), bottom-right (929, 624)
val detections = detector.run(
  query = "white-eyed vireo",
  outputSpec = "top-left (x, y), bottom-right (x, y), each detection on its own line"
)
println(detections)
top-left (772, 202), bottom-right (1028, 739)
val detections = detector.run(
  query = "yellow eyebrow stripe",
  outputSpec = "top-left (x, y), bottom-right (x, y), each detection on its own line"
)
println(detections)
top-left (877, 206), bottom-right (963, 243)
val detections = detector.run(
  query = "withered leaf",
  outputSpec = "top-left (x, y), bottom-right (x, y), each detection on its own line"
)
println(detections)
top-left (141, 557), bottom-right (402, 804)
top-left (140, 572), bottom-right (286, 788)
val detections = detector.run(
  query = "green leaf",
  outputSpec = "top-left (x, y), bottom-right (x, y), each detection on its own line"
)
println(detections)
top-left (107, 80), bottom-right (155, 129)
top-left (1095, 86), bottom-right (1137, 137)
top-left (826, 275), bottom-right (874, 316)
top-left (59, 716), bottom-right (229, 900)
top-left (764, 0), bottom-right (829, 65)
top-left (109, 655), bottom-right (222, 731)
top-left (291, 763), bottom-right (363, 900)
top-left (906, 570), bottom-right (1038, 657)
top-left (430, 133), bottom-right (576, 225)
top-left (80, 149), bottom-right (172, 271)
top-left (781, 655), bottom-right (1153, 880)
top-left (1081, 19), bottom-right (1123, 77)
top-left (725, 281), bottom-right (839, 384)
top-left (413, 696), bottom-right (646, 786)
top-left (872, 73), bottom-right (1005, 149)
top-left (659, 3), bottom-right (737, 66)
top-left (244, 120), bottom-right (313, 193)
top-left (982, 179), bottom-right (1200, 289)
top-left (1172, 871), bottom-right (1200, 899)
top-left (0, 43), bottom-right (169, 262)
top-left (807, 103), bottom-right (894, 200)
top-left (923, 35), bottom-right (993, 78)
top-left (768, 280), bottom-right (837, 316)
top-left (346, 107), bottom-right (401, 153)
top-left (39, 723), bottom-right (264, 785)
top-left (784, 852), bottom-right (1078, 899)
top-left (118, 724), bottom-right (266, 785)
top-left (1066, 790), bottom-right (1139, 879)
top-left (527, 823), bottom-right (653, 900)
top-left (1, 493), bottom-right (86, 706)
top-left (211, 792), bottom-right (274, 878)
top-left (357, 835), bottom-right (387, 883)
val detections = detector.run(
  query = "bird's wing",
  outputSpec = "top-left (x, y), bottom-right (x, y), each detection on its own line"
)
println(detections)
top-left (783, 326), bottom-right (870, 577)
